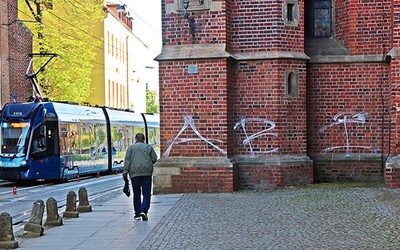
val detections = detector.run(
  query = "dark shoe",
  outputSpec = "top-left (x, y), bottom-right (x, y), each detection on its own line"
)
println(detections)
top-left (140, 212), bottom-right (148, 221)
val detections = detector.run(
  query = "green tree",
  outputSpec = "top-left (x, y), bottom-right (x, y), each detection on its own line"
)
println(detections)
top-left (146, 89), bottom-right (159, 114)
top-left (18, 0), bottom-right (105, 103)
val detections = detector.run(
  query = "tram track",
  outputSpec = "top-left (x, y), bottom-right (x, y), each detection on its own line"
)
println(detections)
top-left (0, 175), bottom-right (125, 233)
top-left (11, 186), bottom-right (121, 226)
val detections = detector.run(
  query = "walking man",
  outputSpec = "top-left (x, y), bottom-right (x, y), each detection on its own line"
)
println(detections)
top-left (123, 133), bottom-right (158, 221)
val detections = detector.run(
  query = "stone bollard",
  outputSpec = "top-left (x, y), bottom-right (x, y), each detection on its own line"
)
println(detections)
top-left (44, 197), bottom-right (63, 226)
top-left (77, 187), bottom-right (92, 212)
top-left (23, 199), bottom-right (45, 237)
top-left (63, 191), bottom-right (79, 218)
top-left (0, 212), bottom-right (18, 249)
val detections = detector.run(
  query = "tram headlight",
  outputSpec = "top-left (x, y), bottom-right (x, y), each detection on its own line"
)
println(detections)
top-left (20, 160), bottom-right (26, 166)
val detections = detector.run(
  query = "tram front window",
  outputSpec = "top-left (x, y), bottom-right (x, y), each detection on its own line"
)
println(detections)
top-left (0, 121), bottom-right (30, 156)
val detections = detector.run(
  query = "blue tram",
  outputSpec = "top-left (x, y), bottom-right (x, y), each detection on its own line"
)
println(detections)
top-left (0, 99), bottom-right (159, 181)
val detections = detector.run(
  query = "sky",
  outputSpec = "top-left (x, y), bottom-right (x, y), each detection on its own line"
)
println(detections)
top-left (119, 0), bottom-right (162, 58)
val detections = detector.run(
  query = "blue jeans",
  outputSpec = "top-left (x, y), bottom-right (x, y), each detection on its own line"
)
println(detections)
top-left (131, 175), bottom-right (152, 217)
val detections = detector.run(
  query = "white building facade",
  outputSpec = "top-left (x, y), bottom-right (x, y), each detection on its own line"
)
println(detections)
top-left (103, 3), bottom-right (156, 113)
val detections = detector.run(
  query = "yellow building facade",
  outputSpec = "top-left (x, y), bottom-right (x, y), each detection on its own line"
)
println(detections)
top-left (87, 3), bottom-right (151, 112)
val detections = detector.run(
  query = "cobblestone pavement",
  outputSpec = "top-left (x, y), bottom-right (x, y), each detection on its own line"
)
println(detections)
top-left (138, 183), bottom-right (400, 249)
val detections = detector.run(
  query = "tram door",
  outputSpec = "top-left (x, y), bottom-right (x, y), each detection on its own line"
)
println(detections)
top-left (30, 121), bottom-right (58, 157)
top-left (29, 121), bottom-right (59, 177)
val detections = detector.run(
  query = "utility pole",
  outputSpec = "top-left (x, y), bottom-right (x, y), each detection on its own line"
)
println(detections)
top-left (25, 0), bottom-right (44, 52)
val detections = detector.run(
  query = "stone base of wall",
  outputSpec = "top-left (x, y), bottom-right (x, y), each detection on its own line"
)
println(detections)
top-left (231, 155), bottom-right (314, 189)
top-left (153, 157), bottom-right (236, 194)
top-left (385, 156), bottom-right (400, 188)
top-left (311, 154), bottom-right (383, 183)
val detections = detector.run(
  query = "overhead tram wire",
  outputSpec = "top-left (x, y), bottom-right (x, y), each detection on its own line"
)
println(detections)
top-left (115, 0), bottom-right (160, 34)
top-left (16, 4), bottom-right (155, 69)
top-left (45, 6), bottom-right (157, 58)
top-left (17, 9), bottom-right (104, 51)
top-left (16, 10), bottom-right (108, 68)
top-left (4, 0), bottom-right (161, 34)
top-left (17, 8), bottom-right (101, 43)
top-left (47, 11), bottom-right (103, 43)
top-left (18, 7), bottom-right (149, 63)
top-left (2, 2), bottom-right (107, 69)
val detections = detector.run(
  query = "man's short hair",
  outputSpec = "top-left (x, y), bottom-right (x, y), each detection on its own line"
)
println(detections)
top-left (135, 133), bottom-right (145, 143)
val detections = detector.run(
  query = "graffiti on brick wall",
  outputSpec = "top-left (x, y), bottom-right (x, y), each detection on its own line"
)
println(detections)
top-left (233, 117), bottom-right (278, 155)
top-left (162, 115), bottom-right (227, 158)
top-left (319, 111), bottom-right (378, 155)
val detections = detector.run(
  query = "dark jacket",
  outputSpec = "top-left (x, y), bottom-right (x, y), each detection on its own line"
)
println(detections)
top-left (123, 142), bottom-right (157, 178)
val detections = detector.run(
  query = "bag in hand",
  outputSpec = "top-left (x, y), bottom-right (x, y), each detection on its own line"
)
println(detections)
top-left (123, 174), bottom-right (130, 197)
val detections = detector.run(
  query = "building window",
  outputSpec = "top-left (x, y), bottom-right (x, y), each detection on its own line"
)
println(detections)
top-left (111, 34), bottom-right (114, 57)
top-left (283, 0), bottom-right (299, 27)
top-left (119, 40), bottom-right (122, 61)
top-left (122, 43), bottom-right (125, 63)
top-left (116, 38), bottom-right (119, 59)
top-left (305, 0), bottom-right (332, 37)
top-left (107, 31), bottom-right (110, 54)
top-left (286, 71), bottom-right (299, 98)
top-left (287, 3), bottom-right (294, 21)
top-left (111, 83), bottom-right (114, 107)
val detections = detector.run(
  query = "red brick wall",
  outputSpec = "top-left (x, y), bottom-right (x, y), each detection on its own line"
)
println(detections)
top-left (170, 166), bottom-right (235, 193)
top-left (0, 0), bottom-right (11, 106)
top-left (0, 0), bottom-right (33, 105)
top-left (334, 0), bottom-right (350, 45)
top-left (227, 0), bottom-right (304, 53)
top-left (386, 167), bottom-right (400, 188)
top-left (335, 0), bottom-right (391, 55)
top-left (393, 2), bottom-right (400, 48)
top-left (228, 60), bottom-right (307, 156)
top-left (159, 59), bottom-right (228, 157)
top-left (306, 63), bottom-right (390, 155)
top-left (236, 163), bottom-right (313, 189)
top-left (389, 59), bottom-right (400, 155)
top-left (9, 21), bottom-right (33, 103)
top-left (315, 162), bottom-right (382, 182)
top-left (156, 0), bottom-right (399, 192)
top-left (163, 0), bottom-right (226, 45)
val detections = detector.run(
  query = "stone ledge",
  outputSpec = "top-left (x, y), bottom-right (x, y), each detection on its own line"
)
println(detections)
top-left (155, 44), bottom-right (230, 61)
top-left (155, 45), bottom-right (310, 62)
top-left (230, 155), bottom-right (313, 166)
top-left (154, 157), bottom-right (233, 168)
top-left (309, 54), bottom-right (387, 64)
top-left (230, 51), bottom-right (310, 61)
top-left (310, 153), bottom-right (382, 163)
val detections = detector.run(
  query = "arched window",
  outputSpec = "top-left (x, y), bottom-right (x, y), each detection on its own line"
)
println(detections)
top-left (286, 71), bottom-right (298, 97)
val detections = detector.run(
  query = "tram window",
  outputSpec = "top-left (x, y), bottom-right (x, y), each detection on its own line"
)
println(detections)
top-left (1, 122), bottom-right (29, 154)
top-left (30, 126), bottom-right (47, 158)
top-left (46, 121), bottom-right (58, 156)
top-left (59, 123), bottom-right (78, 155)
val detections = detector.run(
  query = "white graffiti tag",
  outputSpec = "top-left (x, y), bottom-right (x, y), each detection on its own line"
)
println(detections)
top-left (162, 116), bottom-right (227, 158)
top-left (319, 111), bottom-right (378, 155)
top-left (234, 118), bottom-right (278, 155)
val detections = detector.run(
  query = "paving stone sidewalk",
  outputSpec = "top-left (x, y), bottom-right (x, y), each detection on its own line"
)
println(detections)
top-left (138, 183), bottom-right (400, 250)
